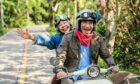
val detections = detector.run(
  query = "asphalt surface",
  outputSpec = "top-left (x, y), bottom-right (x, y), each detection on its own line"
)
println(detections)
top-left (0, 26), bottom-right (55, 84)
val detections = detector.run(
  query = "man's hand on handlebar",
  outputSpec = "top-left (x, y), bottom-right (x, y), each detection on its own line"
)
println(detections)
top-left (111, 66), bottom-right (120, 74)
top-left (56, 70), bottom-right (66, 79)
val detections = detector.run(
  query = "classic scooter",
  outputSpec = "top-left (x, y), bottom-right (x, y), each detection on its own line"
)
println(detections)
top-left (49, 57), bottom-right (140, 84)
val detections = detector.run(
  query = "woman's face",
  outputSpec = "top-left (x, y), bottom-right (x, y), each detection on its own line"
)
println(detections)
top-left (58, 21), bottom-right (70, 33)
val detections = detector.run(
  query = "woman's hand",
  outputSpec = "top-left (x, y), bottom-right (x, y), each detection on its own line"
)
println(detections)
top-left (17, 28), bottom-right (35, 41)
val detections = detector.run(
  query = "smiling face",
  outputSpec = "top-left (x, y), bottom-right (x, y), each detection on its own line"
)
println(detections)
top-left (80, 20), bottom-right (95, 37)
top-left (58, 21), bottom-right (70, 34)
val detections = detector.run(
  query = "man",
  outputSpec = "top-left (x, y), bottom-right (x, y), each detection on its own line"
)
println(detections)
top-left (55, 9), bottom-right (133, 84)
top-left (17, 14), bottom-right (72, 49)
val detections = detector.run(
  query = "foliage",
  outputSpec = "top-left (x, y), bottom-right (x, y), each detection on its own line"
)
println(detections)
top-left (98, 57), bottom-right (108, 68)
top-left (1, 0), bottom-right (50, 29)
top-left (113, 0), bottom-right (140, 74)
top-left (96, 19), bottom-right (106, 36)
top-left (3, 0), bottom-right (27, 28)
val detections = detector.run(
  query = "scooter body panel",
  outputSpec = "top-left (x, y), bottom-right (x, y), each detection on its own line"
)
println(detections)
top-left (73, 79), bottom-right (113, 84)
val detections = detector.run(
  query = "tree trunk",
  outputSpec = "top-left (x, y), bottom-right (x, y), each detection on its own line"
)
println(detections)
top-left (26, 0), bottom-right (30, 23)
top-left (52, 1), bottom-right (59, 28)
top-left (105, 0), bottom-right (118, 54)
top-left (74, 0), bottom-right (78, 26)
top-left (0, 0), bottom-right (4, 34)
top-left (67, 0), bottom-right (70, 17)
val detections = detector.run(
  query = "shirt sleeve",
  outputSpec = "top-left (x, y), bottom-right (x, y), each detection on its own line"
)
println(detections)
top-left (56, 34), bottom-right (69, 66)
top-left (98, 37), bottom-right (115, 66)
top-left (33, 33), bottom-right (56, 49)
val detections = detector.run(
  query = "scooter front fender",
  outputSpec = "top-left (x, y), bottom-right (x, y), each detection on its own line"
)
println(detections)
top-left (73, 79), bottom-right (113, 84)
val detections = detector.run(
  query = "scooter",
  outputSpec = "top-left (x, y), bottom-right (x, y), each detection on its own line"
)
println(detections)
top-left (60, 64), bottom-right (114, 84)
top-left (50, 57), bottom-right (140, 84)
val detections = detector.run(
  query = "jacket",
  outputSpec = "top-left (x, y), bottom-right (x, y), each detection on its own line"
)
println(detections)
top-left (34, 33), bottom-right (64, 49)
top-left (57, 29), bottom-right (115, 72)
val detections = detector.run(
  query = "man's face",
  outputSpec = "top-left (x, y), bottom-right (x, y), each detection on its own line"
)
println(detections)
top-left (58, 21), bottom-right (70, 33)
top-left (80, 20), bottom-right (95, 37)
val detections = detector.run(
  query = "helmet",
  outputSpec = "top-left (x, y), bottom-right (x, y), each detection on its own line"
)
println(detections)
top-left (76, 9), bottom-right (96, 30)
top-left (55, 14), bottom-right (70, 28)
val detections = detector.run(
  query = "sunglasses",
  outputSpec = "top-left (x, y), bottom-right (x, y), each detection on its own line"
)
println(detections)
top-left (77, 12), bottom-right (96, 20)
top-left (55, 15), bottom-right (69, 25)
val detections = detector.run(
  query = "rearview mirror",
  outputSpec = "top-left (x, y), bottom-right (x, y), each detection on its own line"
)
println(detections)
top-left (49, 57), bottom-right (60, 66)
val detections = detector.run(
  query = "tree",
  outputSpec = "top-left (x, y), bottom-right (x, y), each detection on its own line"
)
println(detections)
top-left (74, 0), bottom-right (78, 26)
top-left (113, 0), bottom-right (140, 74)
top-left (0, 0), bottom-right (4, 34)
top-left (105, 0), bottom-right (118, 54)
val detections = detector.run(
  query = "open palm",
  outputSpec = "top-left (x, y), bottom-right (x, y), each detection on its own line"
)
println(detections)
top-left (17, 29), bottom-right (30, 39)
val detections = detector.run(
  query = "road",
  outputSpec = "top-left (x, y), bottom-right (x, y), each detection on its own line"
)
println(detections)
top-left (0, 25), bottom-right (55, 84)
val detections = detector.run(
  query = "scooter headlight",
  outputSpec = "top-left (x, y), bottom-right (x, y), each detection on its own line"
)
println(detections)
top-left (87, 66), bottom-right (100, 78)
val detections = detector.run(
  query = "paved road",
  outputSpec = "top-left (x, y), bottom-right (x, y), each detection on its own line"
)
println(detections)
top-left (0, 26), bottom-right (55, 84)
